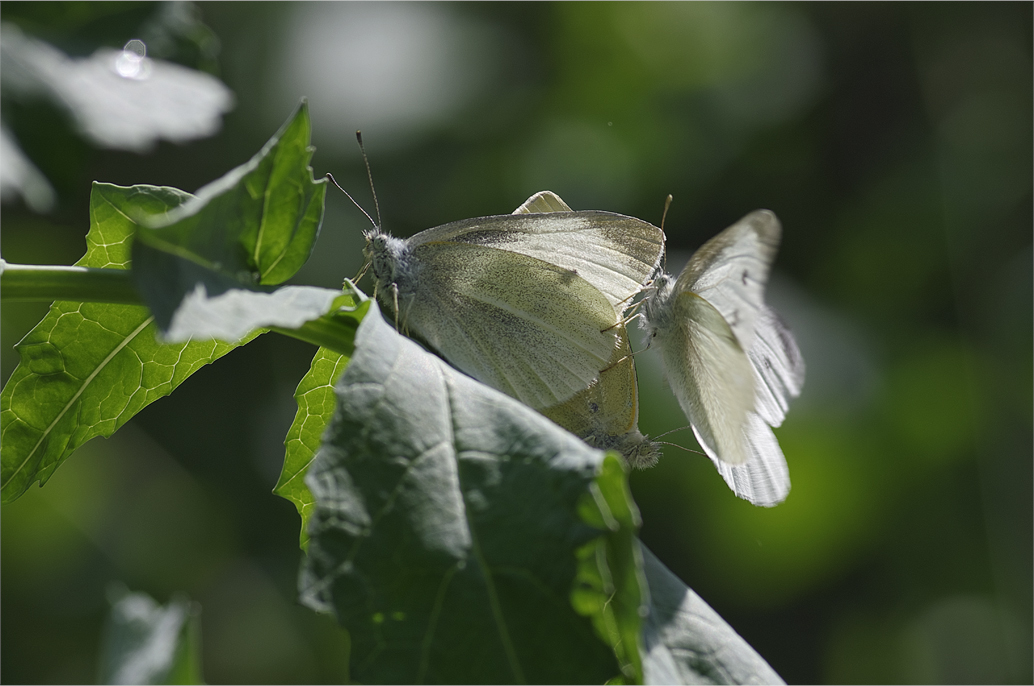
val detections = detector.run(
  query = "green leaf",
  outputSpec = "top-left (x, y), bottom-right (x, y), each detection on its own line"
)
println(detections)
top-left (98, 584), bottom-right (204, 685)
top-left (574, 454), bottom-right (648, 683)
top-left (640, 545), bottom-right (784, 684)
top-left (131, 100), bottom-right (327, 335)
top-left (275, 346), bottom-right (352, 551)
top-left (300, 303), bottom-right (644, 684)
top-left (275, 296), bottom-right (371, 550)
top-left (1, 183), bottom-right (257, 503)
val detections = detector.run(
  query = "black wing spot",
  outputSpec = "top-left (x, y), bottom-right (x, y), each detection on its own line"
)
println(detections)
top-left (741, 269), bottom-right (749, 285)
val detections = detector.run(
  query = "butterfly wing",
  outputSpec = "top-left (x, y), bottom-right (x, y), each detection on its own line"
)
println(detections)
top-left (658, 290), bottom-right (756, 465)
top-left (541, 322), bottom-right (661, 469)
top-left (749, 305), bottom-right (805, 428)
top-left (710, 306), bottom-right (801, 506)
top-left (367, 193), bottom-right (664, 457)
top-left (507, 192), bottom-right (661, 465)
top-left (709, 413), bottom-right (791, 507)
top-left (390, 240), bottom-right (621, 410)
top-left (408, 209), bottom-right (664, 312)
top-left (541, 325), bottom-right (637, 438)
top-left (512, 190), bottom-right (573, 214)
top-left (677, 210), bottom-right (780, 351)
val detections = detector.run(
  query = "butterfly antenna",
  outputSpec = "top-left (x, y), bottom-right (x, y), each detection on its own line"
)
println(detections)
top-left (661, 194), bottom-right (673, 233)
top-left (650, 425), bottom-right (704, 455)
top-left (654, 425), bottom-right (689, 440)
top-left (326, 172), bottom-right (378, 229)
top-left (659, 194), bottom-right (673, 272)
top-left (356, 131), bottom-right (383, 229)
top-left (655, 440), bottom-right (705, 457)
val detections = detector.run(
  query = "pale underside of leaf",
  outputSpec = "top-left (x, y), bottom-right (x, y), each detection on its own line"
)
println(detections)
top-left (300, 304), bottom-right (627, 684)
top-left (641, 545), bottom-right (785, 684)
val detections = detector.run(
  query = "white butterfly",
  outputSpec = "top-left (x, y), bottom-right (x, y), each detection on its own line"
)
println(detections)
top-left (362, 192), bottom-right (665, 412)
top-left (641, 210), bottom-right (804, 506)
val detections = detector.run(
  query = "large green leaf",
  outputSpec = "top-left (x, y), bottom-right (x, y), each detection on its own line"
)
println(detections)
top-left (98, 585), bottom-right (204, 685)
top-left (640, 546), bottom-right (784, 684)
top-left (275, 300), bottom-right (371, 550)
top-left (299, 303), bottom-right (645, 684)
top-left (131, 100), bottom-right (328, 337)
top-left (0, 183), bottom-right (256, 502)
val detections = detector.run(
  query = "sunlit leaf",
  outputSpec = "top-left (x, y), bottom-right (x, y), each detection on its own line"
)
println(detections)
top-left (161, 281), bottom-right (351, 344)
top-left (574, 455), bottom-right (648, 683)
top-left (0, 182), bottom-right (257, 503)
top-left (131, 101), bottom-right (328, 336)
top-left (275, 300), bottom-right (370, 551)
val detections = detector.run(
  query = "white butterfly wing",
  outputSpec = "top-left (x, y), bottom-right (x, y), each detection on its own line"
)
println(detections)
top-left (657, 290), bottom-right (756, 465)
top-left (678, 210), bottom-right (780, 351)
top-left (408, 210), bottom-right (664, 312)
top-left (512, 190), bottom-right (573, 214)
top-left (541, 321), bottom-right (661, 469)
top-left (390, 241), bottom-right (620, 410)
top-left (749, 305), bottom-right (806, 428)
top-left (708, 413), bottom-right (791, 507)
top-left (510, 192), bottom-right (662, 466)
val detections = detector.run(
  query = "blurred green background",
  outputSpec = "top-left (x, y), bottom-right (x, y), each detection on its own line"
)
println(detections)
top-left (2, 2), bottom-right (1030, 683)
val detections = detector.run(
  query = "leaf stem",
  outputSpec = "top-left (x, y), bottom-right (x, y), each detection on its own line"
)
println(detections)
top-left (0, 260), bottom-right (143, 304)
top-left (269, 316), bottom-right (359, 358)
top-left (1, 260), bottom-right (358, 356)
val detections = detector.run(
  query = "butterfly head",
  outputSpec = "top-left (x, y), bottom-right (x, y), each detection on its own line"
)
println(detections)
top-left (363, 228), bottom-right (410, 293)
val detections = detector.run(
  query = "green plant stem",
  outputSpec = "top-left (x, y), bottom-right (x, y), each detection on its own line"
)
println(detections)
top-left (1, 260), bottom-right (142, 304)
top-left (1, 260), bottom-right (358, 356)
top-left (269, 318), bottom-right (358, 358)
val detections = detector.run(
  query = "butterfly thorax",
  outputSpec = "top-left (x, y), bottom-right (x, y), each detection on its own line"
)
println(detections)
top-left (640, 273), bottom-right (677, 337)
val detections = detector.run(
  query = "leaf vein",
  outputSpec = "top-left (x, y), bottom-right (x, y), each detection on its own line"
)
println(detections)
top-left (3, 315), bottom-right (155, 490)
